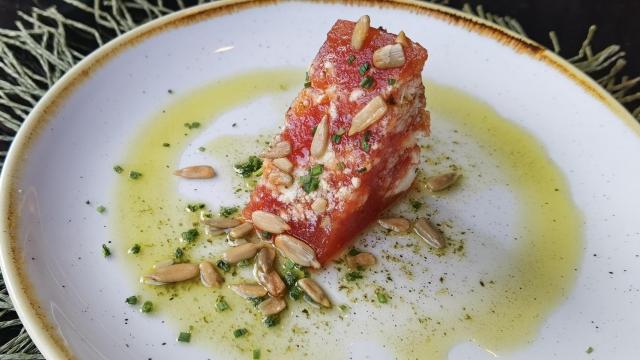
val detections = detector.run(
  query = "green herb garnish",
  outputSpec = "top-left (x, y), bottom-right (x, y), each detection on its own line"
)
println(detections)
top-left (238, 259), bottom-right (251, 268)
top-left (233, 156), bottom-right (263, 178)
top-left (586, 347), bottom-right (594, 354)
top-left (125, 295), bottom-right (138, 305)
top-left (175, 247), bottom-right (184, 259)
top-left (101, 244), bottom-right (111, 257)
top-left (216, 260), bottom-right (231, 272)
top-left (198, 146), bottom-right (206, 152)
top-left (128, 243), bottom-right (141, 255)
top-left (310, 164), bottom-right (324, 176)
top-left (184, 122), bottom-right (201, 129)
top-left (162, 142), bottom-right (170, 147)
top-left (347, 55), bottom-right (356, 64)
top-left (253, 349), bottom-right (261, 359)
top-left (387, 78), bottom-right (397, 85)
top-left (337, 161), bottom-right (346, 171)
top-left (216, 296), bottom-right (230, 312)
top-left (178, 331), bottom-right (191, 343)
top-left (361, 131), bottom-right (371, 152)
top-left (233, 328), bottom-right (248, 338)
top-left (248, 297), bottom-right (264, 307)
top-left (359, 76), bottom-right (374, 89)
top-left (358, 62), bottom-right (370, 75)
top-left (289, 285), bottom-right (303, 300)
top-left (260, 231), bottom-right (272, 240)
top-left (181, 228), bottom-right (199, 242)
top-left (346, 271), bottom-right (363, 281)
top-left (376, 291), bottom-right (388, 304)
top-left (186, 203), bottom-right (205, 212)
top-left (219, 206), bottom-right (239, 218)
top-left (410, 199), bottom-right (423, 211)
top-left (299, 164), bottom-right (324, 193)
top-left (263, 315), bottom-right (279, 327)
top-left (113, 165), bottom-right (124, 174)
top-left (128, 171), bottom-right (142, 180)
top-left (304, 72), bottom-right (311, 88)
top-left (96, 205), bottom-right (106, 214)
top-left (348, 248), bottom-right (360, 256)
top-left (141, 301), bottom-right (153, 313)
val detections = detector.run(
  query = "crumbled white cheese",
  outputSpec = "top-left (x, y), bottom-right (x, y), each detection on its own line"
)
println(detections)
top-left (349, 88), bottom-right (364, 102)
top-left (351, 177), bottom-right (361, 188)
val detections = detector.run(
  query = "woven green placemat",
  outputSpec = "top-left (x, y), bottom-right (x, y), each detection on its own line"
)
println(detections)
top-left (0, 0), bottom-right (638, 357)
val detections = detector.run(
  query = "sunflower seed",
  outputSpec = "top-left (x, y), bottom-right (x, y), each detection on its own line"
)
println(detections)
top-left (202, 217), bottom-right (242, 229)
top-left (144, 263), bottom-right (199, 283)
top-left (297, 278), bottom-right (331, 308)
top-left (414, 218), bottom-right (446, 249)
top-left (351, 15), bottom-right (370, 50)
top-left (268, 169), bottom-right (294, 187)
top-left (251, 210), bottom-right (290, 234)
top-left (222, 243), bottom-right (262, 263)
top-left (348, 95), bottom-right (387, 136)
top-left (173, 165), bottom-right (215, 179)
top-left (261, 141), bottom-right (291, 159)
top-left (311, 198), bottom-right (328, 214)
top-left (425, 172), bottom-right (460, 192)
top-left (373, 43), bottom-right (405, 69)
top-left (254, 263), bottom-right (286, 297)
top-left (346, 252), bottom-right (377, 269)
top-left (257, 296), bottom-right (287, 316)
top-left (256, 246), bottom-right (276, 273)
top-left (395, 30), bottom-right (410, 47)
top-left (229, 284), bottom-right (269, 299)
top-left (272, 158), bottom-right (294, 173)
top-left (229, 222), bottom-right (254, 239)
top-left (204, 226), bottom-right (226, 236)
top-left (274, 234), bottom-right (321, 269)
top-left (140, 276), bottom-right (166, 286)
top-left (377, 217), bottom-right (411, 232)
top-left (310, 115), bottom-right (329, 158)
top-left (199, 261), bottom-right (224, 288)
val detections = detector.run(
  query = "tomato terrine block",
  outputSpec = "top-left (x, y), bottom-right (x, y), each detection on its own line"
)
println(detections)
top-left (244, 16), bottom-right (429, 265)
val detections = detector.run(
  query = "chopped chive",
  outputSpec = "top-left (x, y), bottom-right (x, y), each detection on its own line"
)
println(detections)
top-left (304, 72), bottom-right (311, 88)
top-left (186, 203), bottom-right (205, 212)
top-left (360, 131), bottom-right (371, 152)
top-left (358, 62), bottom-right (370, 76)
top-left (248, 297), bottom-right (264, 307)
top-left (387, 78), bottom-right (397, 85)
top-left (234, 156), bottom-right (263, 178)
top-left (253, 349), bottom-right (261, 359)
top-left (162, 142), bottom-right (170, 147)
top-left (128, 243), bottom-right (141, 255)
top-left (184, 122), bottom-right (201, 129)
top-left (289, 285), bottom-right (303, 300)
top-left (96, 205), bottom-right (106, 214)
top-left (216, 296), bottom-right (230, 312)
top-left (219, 206), bottom-right (239, 218)
top-left (310, 164), bottom-right (324, 176)
top-left (410, 199), bottom-right (423, 211)
top-left (348, 248), bottom-right (360, 256)
top-left (198, 146), bottom-right (206, 152)
top-left (359, 76), bottom-right (374, 89)
top-left (181, 228), bottom-right (199, 243)
top-left (586, 347), bottom-right (594, 354)
top-left (263, 315), bottom-right (279, 327)
top-left (128, 170), bottom-right (142, 180)
top-left (141, 301), bottom-right (153, 313)
top-left (332, 133), bottom-right (342, 144)
top-left (346, 271), bottom-right (363, 281)
top-left (376, 291), bottom-right (388, 304)
top-left (177, 331), bottom-right (191, 343)
top-left (338, 304), bottom-right (351, 313)
top-left (113, 165), bottom-right (124, 174)
top-left (216, 260), bottom-right (231, 272)
top-left (233, 328), bottom-right (248, 338)
top-left (299, 174), bottom-right (320, 193)
top-left (174, 247), bottom-right (184, 259)
top-left (101, 244), bottom-right (111, 257)
top-left (347, 55), bottom-right (356, 64)
top-left (125, 295), bottom-right (138, 305)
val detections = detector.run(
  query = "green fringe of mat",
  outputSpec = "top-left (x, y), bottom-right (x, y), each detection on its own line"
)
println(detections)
top-left (0, 0), bottom-right (638, 357)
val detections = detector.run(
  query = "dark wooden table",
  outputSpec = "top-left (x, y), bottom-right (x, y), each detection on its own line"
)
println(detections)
top-left (0, 0), bottom-right (638, 352)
